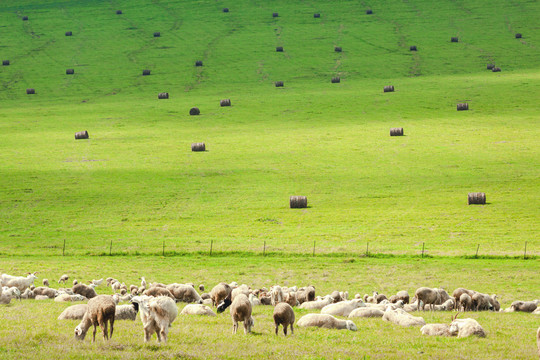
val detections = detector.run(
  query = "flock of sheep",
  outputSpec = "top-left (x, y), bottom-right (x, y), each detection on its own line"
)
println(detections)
top-left (1, 272), bottom-right (539, 354)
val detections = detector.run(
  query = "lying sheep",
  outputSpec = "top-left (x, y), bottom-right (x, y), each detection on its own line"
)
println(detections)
top-left (449, 318), bottom-right (486, 338)
top-left (230, 294), bottom-right (254, 334)
top-left (143, 286), bottom-right (175, 299)
top-left (21, 288), bottom-right (35, 299)
top-left (180, 304), bottom-right (216, 317)
top-left (299, 295), bottom-right (333, 310)
top-left (420, 324), bottom-right (452, 336)
top-left (58, 304), bottom-right (88, 320)
top-left (73, 284), bottom-right (97, 299)
top-left (321, 299), bottom-right (365, 317)
top-left (249, 293), bottom-right (261, 306)
top-left (284, 291), bottom-right (298, 307)
top-left (231, 285), bottom-right (250, 302)
top-left (74, 295), bottom-right (116, 342)
top-left (132, 295), bottom-right (178, 343)
top-left (273, 302), bottom-right (294, 336)
top-left (349, 307), bottom-right (385, 318)
top-left (33, 287), bottom-right (57, 299)
top-left (115, 303), bottom-right (139, 320)
top-left (433, 299), bottom-right (455, 311)
top-left (167, 283), bottom-right (202, 303)
top-left (383, 308), bottom-right (426, 327)
top-left (297, 314), bottom-right (357, 331)
top-left (296, 286), bottom-right (315, 304)
top-left (508, 301), bottom-right (537, 313)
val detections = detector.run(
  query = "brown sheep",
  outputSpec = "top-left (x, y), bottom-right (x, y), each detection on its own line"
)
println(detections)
top-left (143, 286), bottom-right (175, 299)
top-left (273, 302), bottom-right (295, 336)
top-left (230, 294), bottom-right (254, 334)
top-left (210, 282), bottom-right (232, 307)
top-left (415, 287), bottom-right (440, 311)
top-left (284, 291), bottom-right (298, 307)
top-left (460, 293), bottom-right (472, 311)
top-left (74, 295), bottom-right (115, 342)
top-left (72, 284), bottom-right (97, 299)
top-left (296, 286), bottom-right (315, 304)
top-left (510, 301), bottom-right (537, 313)
top-left (33, 287), bottom-right (57, 299)
top-left (452, 288), bottom-right (476, 306)
top-left (167, 284), bottom-right (202, 303)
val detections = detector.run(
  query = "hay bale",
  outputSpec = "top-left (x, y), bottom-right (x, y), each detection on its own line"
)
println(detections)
top-left (457, 103), bottom-right (469, 111)
top-left (468, 192), bottom-right (486, 205)
top-left (22, 16), bottom-right (28, 21)
top-left (366, 9), bottom-right (373, 15)
top-left (276, 46), bottom-right (283, 52)
top-left (220, 99), bottom-right (231, 107)
top-left (492, 67), bottom-right (501, 72)
top-left (515, 33), bottom-right (522, 39)
top-left (223, 8), bottom-right (229, 13)
top-left (390, 128), bottom-right (404, 136)
top-left (273, 12), bottom-right (279, 18)
top-left (275, 81), bottom-right (284, 87)
top-left (2, 60), bottom-right (9, 66)
top-left (26, 88), bottom-right (35, 95)
top-left (74, 131), bottom-right (89, 140)
top-left (154, 32), bottom-right (160, 37)
top-left (410, 45), bottom-right (417, 51)
top-left (116, 10), bottom-right (122, 15)
top-left (331, 77), bottom-right (340, 83)
top-left (383, 85), bottom-right (394, 93)
top-left (158, 92), bottom-right (169, 99)
top-left (191, 143), bottom-right (205, 152)
top-left (290, 196), bottom-right (307, 209)
top-left (65, 31), bottom-right (72, 36)
top-left (195, 60), bottom-right (203, 67)
top-left (66, 69), bottom-right (74, 75)
top-left (335, 46), bottom-right (342, 52)
top-left (189, 107), bottom-right (200, 115)
top-left (142, 69), bottom-right (151, 76)
top-left (314, 13), bottom-right (320, 18)
top-left (451, 37), bottom-right (459, 42)
top-left (486, 64), bottom-right (495, 70)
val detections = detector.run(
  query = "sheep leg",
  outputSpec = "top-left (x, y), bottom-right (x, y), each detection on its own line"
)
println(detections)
top-left (109, 318), bottom-right (114, 339)
top-left (283, 324), bottom-right (287, 336)
top-left (275, 324), bottom-right (279, 335)
top-left (92, 324), bottom-right (97, 343)
top-left (101, 321), bottom-right (108, 340)
top-left (232, 320), bottom-right (238, 334)
top-left (290, 323), bottom-right (294, 335)
top-left (244, 321), bottom-right (248, 334)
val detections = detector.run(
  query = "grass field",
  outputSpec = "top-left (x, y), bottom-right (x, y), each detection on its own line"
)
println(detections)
top-left (0, 0), bottom-right (539, 358)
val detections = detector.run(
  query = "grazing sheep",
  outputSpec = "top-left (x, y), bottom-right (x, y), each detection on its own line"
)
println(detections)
top-left (472, 293), bottom-right (493, 311)
top-left (273, 302), bottom-right (295, 336)
top-left (259, 294), bottom-right (272, 306)
top-left (210, 282), bottom-right (232, 308)
top-left (231, 284), bottom-right (250, 302)
top-left (73, 284), bottom-right (97, 299)
top-left (230, 294), bottom-right (254, 334)
top-left (115, 303), bottom-right (139, 320)
top-left (509, 301), bottom-right (537, 313)
top-left (58, 274), bottom-right (69, 284)
top-left (1, 273), bottom-right (38, 291)
top-left (21, 288), bottom-right (35, 299)
top-left (322, 299), bottom-right (365, 317)
top-left (452, 288), bottom-right (476, 306)
top-left (180, 304), bottom-right (216, 316)
top-left (144, 286), bottom-right (175, 299)
top-left (271, 285), bottom-right (284, 306)
top-left (415, 287), bottom-right (440, 311)
top-left (537, 327), bottom-right (540, 357)
top-left (42, 279), bottom-right (49, 287)
top-left (132, 295), bottom-right (178, 343)
top-left (296, 286), bottom-right (315, 304)
top-left (349, 307), bottom-right (385, 318)
top-left (199, 284), bottom-right (205, 292)
top-left (449, 318), bottom-right (486, 338)
top-left (299, 295), bottom-right (334, 310)
top-left (420, 324), bottom-right (452, 336)
top-left (403, 302), bottom-right (419, 312)
top-left (58, 304), bottom-right (89, 320)
top-left (460, 293), bottom-right (473, 311)
top-left (488, 295), bottom-right (500, 312)
top-left (167, 283), bottom-right (203, 303)
top-left (34, 286), bottom-right (58, 299)
top-left (383, 308), bottom-right (426, 327)
top-left (297, 314), bottom-right (357, 331)
top-left (74, 295), bottom-right (116, 342)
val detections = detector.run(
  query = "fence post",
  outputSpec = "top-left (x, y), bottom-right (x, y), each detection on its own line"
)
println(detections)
top-left (109, 240), bottom-right (112, 256)
top-left (366, 242), bottom-right (369, 257)
top-left (62, 239), bottom-right (66, 256)
top-left (524, 241), bottom-right (527, 259)
top-left (475, 244), bottom-right (480, 258)
top-left (263, 241), bottom-right (266, 256)
top-left (162, 241), bottom-right (165, 256)
top-left (421, 242), bottom-right (425, 258)
top-left (313, 241), bottom-right (316, 257)
top-left (210, 240), bottom-right (213, 256)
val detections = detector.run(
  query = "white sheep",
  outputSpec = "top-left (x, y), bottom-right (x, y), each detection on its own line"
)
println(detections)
top-left (299, 295), bottom-right (333, 310)
top-left (230, 294), bottom-right (254, 334)
top-left (58, 304), bottom-right (89, 320)
top-left (449, 318), bottom-right (486, 338)
top-left (297, 314), bottom-right (357, 331)
top-left (273, 302), bottom-right (294, 336)
top-left (42, 279), bottom-right (49, 287)
top-left (271, 285), bottom-right (284, 306)
top-left (349, 307), bottom-right (385, 318)
top-left (420, 324), bottom-right (452, 336)
top-left (180, 304), bottom-right (216, 317)
top-left (2, 287), bottom-right (21, 301)
top-left (321, 299), bottom-right (365, 317)
top-left (249, 293), bottom-right (261, 306)
top-left (91, 278), bottom-right (104, 286)
top-left (58, 274), bottom-right (69, 284)
top-left (167, 283), bottom-right (203, 303)
top-left (115, 304), bottom-right (139, 320)
top-left (132, 295), bottom-right (178, 343)
top-left (74, 295), bottom-right (116, 342)
top-left (382, 308), bottom-right (426, 327)
top-left (1, 272), bottom-right (38, 291)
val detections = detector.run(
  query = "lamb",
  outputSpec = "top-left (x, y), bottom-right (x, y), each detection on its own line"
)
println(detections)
top-left (1, 272), bottom-right (38, 291)
top-left (449, 318), bottom-right (486, 338)
top-left (115, 303), bottom-right (139, 320)
top-left (230, 294), bottom-right (254, 334)
top-left (273, 302), bottom-right (295, 336)
top-left (132, 295), bottom-right (178, 343)
top-left (210, 282), bottom-right (232, 308)
top-left (297, 314), bottom-right (357, 331)
top-left (383, 308), bottom-right (426, 327)
top-left (508, 301), bottom-right (538, 313)
top-left (34, 286), bottom-right (58, 299)
top-left (296, 286), bottom-right (315, 304)
top-left (58, 274), bottom-right (69, 284)
top-left (180, 304), bottom-right (216, 317)
top-left (167, 283), bottom-right (203, 303)
top-left (42, 279), bottom-right (49, 287)
top-left (73, 283), bottom-right (97, 299)
top-left (58, 304), bottom-right (88, 320)
top-left (349, 307), bottom-right (385, 318)
top-left (74, 295), bottom-right (116, 342)
top-left (415, 287), bottom-right (441, 311)
top-left (330, 291), bottom-right (342, 303)
top-left (21, 288), bottom-right (35, 299)
top-left (321, 299), bottom-right (366, 317)
top-left (271, 285), bottom-right (284, 306)
top-left (299, 295), bottom-right (334, 310)
top-left (420, 324), bottom-right (452, 336)
top-left (459, 293), bottom-right (472, 311)
top-left (143, 286), bottom-right (175, 299)
top-left (199, 284), bottom-right (205, 292)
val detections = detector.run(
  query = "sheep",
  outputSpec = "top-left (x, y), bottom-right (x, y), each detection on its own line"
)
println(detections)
top-left (21, 288), bottom-right (35, 299)
top-left (73, 283), bottom-right (97, 299)
top-left (472, 293), bottom-right (493, 311)
top-left (55, 293), bottom-right (73, 302)
top-left (230, 294), bottom-right (254, 334)
top-left (449, 318), bottom-right (486, 338)
top-left (415, 287), bottom-right (441, 311)
top-left (420, 324), bottom-right (452, 336)
top-left (299, 295), bottom-right (334, 310)
top-left (115, 303), bottom-right (139, 320)
top-left (322, 299), bottom-right (366, 317)
top-left (259, 294), bottom-right (272, 306)
top-left (537, 327), bottom-right (540, 357)
top-left (74, 295), bottom-right (116, 342)
top-left (73, 279), bottom-right (78, 286)
top-left (35, 295), bottom-right (49, 300)
top-left (132, 295), bottom-right (178, 343)
top-left (249, 293), bottom-right (261, 306)
top-left (349, 307), bottom-right (385, 318)
top-left (211, 282), bottom-right (233, 311)
top-left (199, 284), bottom-right (205, 292)
top-left (130, 285), bottom-right (139, 295)
top-left (180, 304), bottom-right (216, 316)
top-left (143, 286), bottom-right (175, 299)
top-left (508, 301), bottom-right (538, 313)
top-left (140, 277), bottom-right (147, 289)
top-left (375, 292), bottom-right (387, 303)
top-left (433, 299), bottom-right (455, 311)
top-left (296, 286), bottom-right (315, 304)
top-left (389, 290), bottom-right (410, 304)
top-left (42, 279), bottom-right (49, 287)
top-left (452, 288), bottom-right (476, 306)
top-left (383, 308), bottom-right (426, 327)
top-left (284, 291), bottom-right (298, 307)
top-left (167, 283), bottom-right (202, 303)
top-left (488, 295), bottom-right (500, 312)
top-left (1, 273), bottom-right (38, 291)
top-left (273, 302), bottom-right (295, 336)
top-left (0, 290), bottom-right (12, 304)
top-left (58, 304), bottom-right (88, 320)
top-left (58, 274), bottom-right (69, 284)
top-left (297, 314), bottom-right (357, 331)
top-left (229, 281), bottom-right (238, 289)
top-left (91, 278), bottom-right (103, 286)
top-left (201, 293), bottom-right (211, 300)
top-left (231, 284), bottom-right (250, 302)
top-left (459, 293), bottom-right (472, 311)
top-left (403, 302), bottom-right (419, 312)
top-left (33, 286), bottom-right (57, 299)
top-left (2, 287), bottom-right (21, 301)
top-left (271, 285), bottom-right (284, 306)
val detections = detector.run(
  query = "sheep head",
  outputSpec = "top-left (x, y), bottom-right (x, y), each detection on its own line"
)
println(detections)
top-left (345, 320), bottom-right (358, 331)
top-left (217, 298), bottom-right (232, 313)
top-left (74, 324), bottom-right (87, 340)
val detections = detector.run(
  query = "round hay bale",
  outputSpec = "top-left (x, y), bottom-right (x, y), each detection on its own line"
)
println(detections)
top-left (390, 127), bottom-right (404, 136)
top-left (492, 67), bottom-right (501, 72)
top-left (2, 60), bottom-right (10, 66)
top-left (22, 16), bottom-right (28, 21)
top-left (457, 103), bottom-right (469, 111)
top-left (189, 107), bottom-right (200, 116)
top-left (66, 69), bottom-right (74, 75)
top-left (314, 13), bottom-right (320, 18)
top-left (383, 85), bottom-right (394, 93)
top-left (74, 131), bottom-right (89, 140)
top-left (275, 81), bottom-right (284, 87)
top-left (220, 99), bottom-right (231, 107)
top-left (486, 63), bottom-right (495, 70)
top-left (410, 45), bottom-right (417, 51)
top-left (223, 8), bottom-right (229, 13)
top-left (451, 37), bottom-right (459, 43)
top-left (26, 88), bottom-right (35, 95)
top-left (290, 196), bottom-right (307, 209)
top-left (191, 143), bottom-right (205, 152)
top-left (195, 60), bottom-right (203, 67)
top-left (158, 92), bottom-right (169, 99)
top-left (116, 10), bottom-right (122, 15)
top-left (154, 32), bottom-right (160, 37)
top-left (65, 31), bottom-right (72, 36)
top-left (276, 46), bottom-right (283, 52)
top-left (272, 12), bottom-right (279, 18)
top-left (334, 46), bottom-right (342, 52)
top-left (331, 77), bottom-right (340, 83)
top-left (468, 192), bottom-right (486, 205)
top-left (142, 69), bottom-right (151, 76)
top-left (515, 33), bottom-right (522, 39)
top-left (366, 9), bottom-right (373, 15)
